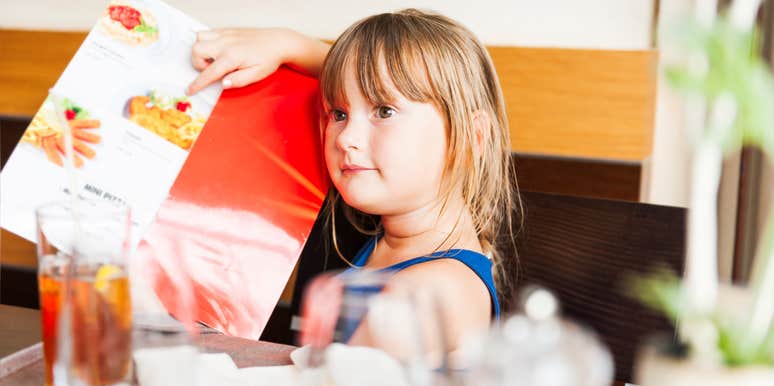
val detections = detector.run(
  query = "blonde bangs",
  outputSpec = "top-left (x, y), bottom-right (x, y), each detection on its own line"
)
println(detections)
top-left (320, 13), bottom-right (437, 111)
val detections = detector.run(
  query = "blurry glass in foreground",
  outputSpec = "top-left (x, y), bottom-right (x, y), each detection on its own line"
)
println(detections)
top-left (129, 225), bottom-right (201, 386)
top-left (37, 199), bottom-right (133, 386)
top-left (459, 286), bottom-right (614, 386)
top-left (298, 269), bottom-right (450, 386)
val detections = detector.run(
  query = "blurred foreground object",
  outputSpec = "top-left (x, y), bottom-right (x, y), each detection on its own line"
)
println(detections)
top-left (461, 286), bottom-right (614, 386)
top-left (633, 0), bottom-right (774, 384)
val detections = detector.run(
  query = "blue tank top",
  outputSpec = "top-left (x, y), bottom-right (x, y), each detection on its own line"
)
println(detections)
top-left (335, 237), bottom-right (501, 342)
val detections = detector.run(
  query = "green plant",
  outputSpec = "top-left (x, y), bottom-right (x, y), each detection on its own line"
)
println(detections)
top-left (633, 0), bottom-right (774, 367)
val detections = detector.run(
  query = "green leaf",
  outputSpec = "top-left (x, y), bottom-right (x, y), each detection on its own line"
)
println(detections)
top-left (718, 323), bottom-right (774, 366)
top-left (133, 18), bottom-right (158, 35)
top-left (628, 268), bottom-right (685, 322)
top-left (61, 98), bottom-right (89, 119)
top-left (665, 67), bottom-right (705, 92)
top-left (663, 15), bottom-right (774, 156)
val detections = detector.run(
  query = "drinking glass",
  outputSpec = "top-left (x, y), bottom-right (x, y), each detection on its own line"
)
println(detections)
top-left (299, 269), bottom-right (449, 386)
top-left (36, 198), bottom-right (132, 386)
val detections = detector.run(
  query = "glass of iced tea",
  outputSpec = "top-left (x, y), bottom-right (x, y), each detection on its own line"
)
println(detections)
top-left (36, 199), bottom-right (132, 386)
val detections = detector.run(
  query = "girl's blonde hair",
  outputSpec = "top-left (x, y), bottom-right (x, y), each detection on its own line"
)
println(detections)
top-left (319, 9), bottom-right (521, 298)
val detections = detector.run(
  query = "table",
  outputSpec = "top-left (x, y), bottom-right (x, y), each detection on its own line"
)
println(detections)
top-left (0, 303), bottom-right (629, 385)
top-left (0, 305), bottom-right (41, 358)
top-left (0, 333), bottom-right (295, 386)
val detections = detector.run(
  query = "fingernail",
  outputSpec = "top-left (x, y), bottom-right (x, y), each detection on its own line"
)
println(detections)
top-left (222, 78), bottom-right (233, 88)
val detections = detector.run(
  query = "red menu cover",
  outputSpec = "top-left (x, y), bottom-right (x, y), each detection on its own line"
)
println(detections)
top-left (135, 67), bottom-right (328, 339)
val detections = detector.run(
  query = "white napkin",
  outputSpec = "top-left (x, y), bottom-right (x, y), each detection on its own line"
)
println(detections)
top-left (238, 365), bottom-right (299, 386)
top-left (288, 343), bottom-right (411, 386)
top-left (133, 343), bottom-right (411, 386)
top-left (133, 345), bottom-right (199, 386)
top-left (323, 344), bottom-right (410, 386)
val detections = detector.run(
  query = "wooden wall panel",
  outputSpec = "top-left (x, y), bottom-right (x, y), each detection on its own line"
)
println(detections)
top-left (1, 30), bottom-right (657, 163)
top-left (0, 29), bottom-right (88, 117)
top-left (514, 153), bottom-right (642, 201)
top-left (488, 46), bottom-right (658, 161)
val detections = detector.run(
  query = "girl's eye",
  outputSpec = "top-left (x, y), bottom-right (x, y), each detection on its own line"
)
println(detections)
top-left (376, 106), bottom-right (395, 119)
top-left (330, 109), bottom-right (347, 122)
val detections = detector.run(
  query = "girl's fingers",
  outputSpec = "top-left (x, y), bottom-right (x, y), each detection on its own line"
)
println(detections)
top-left (223, 64), bottom-right (277, 89)
top-left (196, 29), bottom-right (220, 42)
top-left (187, 54), bottom-right (237, 95)
top-left (192, 56), bottom-right (213, 72)
top-left (191, 39), bottom-right (223, 71)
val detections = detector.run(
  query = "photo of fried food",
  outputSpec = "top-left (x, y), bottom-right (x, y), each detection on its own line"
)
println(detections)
top-left (23, 102), bottom-right (101, 168)
top-left (126, 91), bottom-right (205, 150)
top-left (99, 1), bottom-right (159, 46)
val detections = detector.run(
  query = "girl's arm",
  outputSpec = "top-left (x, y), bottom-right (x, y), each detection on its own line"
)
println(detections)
top-left (186, 28), bottom-right (330, 95)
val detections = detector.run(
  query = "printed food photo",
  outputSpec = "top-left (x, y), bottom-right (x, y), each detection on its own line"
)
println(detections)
top-left (125, 89), bottom-right (206, 150)
top-left (98, 0), bottom-right (159, 46)
top-left (22, 98), bottom-right (101, 168)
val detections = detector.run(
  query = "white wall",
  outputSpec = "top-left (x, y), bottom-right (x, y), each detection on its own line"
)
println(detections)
top-left (1, 0), bottom-right (654, 49)
top-left (648, 0), bottom-right (693, 208)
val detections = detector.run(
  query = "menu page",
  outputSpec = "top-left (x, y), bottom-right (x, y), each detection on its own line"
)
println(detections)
top-left (1, 0), bottom-right (330, 340)
top-left (0, 0), bottom-right (221, 247)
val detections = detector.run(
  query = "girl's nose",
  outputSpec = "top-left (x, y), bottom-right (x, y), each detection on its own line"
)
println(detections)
top-left (335, 118), bottom-right (365, 151)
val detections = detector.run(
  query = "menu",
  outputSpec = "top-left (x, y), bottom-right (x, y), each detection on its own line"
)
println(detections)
top-left (1, 0), bottom-right (221, 246)
top-left (1, 0), bottom-right (329, 340)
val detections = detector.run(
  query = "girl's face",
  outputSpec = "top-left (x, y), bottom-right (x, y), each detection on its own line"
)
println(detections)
top-left (324, 64), bottom-right (448, 215)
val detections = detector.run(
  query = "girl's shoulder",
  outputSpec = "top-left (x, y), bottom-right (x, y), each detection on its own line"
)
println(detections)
top-left (389, 254), bottom-right (488, 286)
top-left (386, 255), bottom-right (491, 306)
top-left (385, 257), bottom-right (493, 342)
top-left (384, 247), bottom-right (492, 293)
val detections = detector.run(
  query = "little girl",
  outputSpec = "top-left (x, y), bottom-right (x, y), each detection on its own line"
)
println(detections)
top-left (188, 9), bottom-right (518, 352)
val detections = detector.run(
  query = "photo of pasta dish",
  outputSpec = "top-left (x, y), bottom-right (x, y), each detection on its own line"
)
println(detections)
top-left (99, 1), bottom-right (159, 46)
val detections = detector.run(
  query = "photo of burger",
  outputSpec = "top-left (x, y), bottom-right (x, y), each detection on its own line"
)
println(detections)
top-left (99, 1), bottom-right (159, 46)
top-left (22, 99), bottom-right (101, 169)
top-left (126, 89), bottom-right (206, 151)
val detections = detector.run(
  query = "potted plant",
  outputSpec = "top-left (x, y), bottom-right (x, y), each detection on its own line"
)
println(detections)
top-left (632, 0), bottom-right (774, 384)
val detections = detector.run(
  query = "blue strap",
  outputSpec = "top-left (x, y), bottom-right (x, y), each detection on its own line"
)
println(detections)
top-left (351, 236), bottom-right (376, 267)
top-left (348, 238), bottom-right (501, 318)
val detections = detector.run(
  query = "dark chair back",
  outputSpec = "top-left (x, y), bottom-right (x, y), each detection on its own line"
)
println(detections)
top-left (509, 191), bottom-right (685, 383)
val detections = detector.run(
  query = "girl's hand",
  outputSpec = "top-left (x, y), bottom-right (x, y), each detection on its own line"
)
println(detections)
top-left (187, 28), bottom-right (330, 95)
top-left (187, 28), bottom-right (291, 95)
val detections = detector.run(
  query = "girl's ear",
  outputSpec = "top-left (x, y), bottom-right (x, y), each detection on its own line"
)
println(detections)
top-left (472, 110), bottom-right (491, 159)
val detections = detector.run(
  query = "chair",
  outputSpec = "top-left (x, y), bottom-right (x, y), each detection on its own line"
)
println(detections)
top-left (503, 190), bottom-right (686, 383)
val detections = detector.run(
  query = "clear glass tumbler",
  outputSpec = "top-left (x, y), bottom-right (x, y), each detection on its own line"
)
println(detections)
top-left (36, 198), bottom-right (132, 386)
